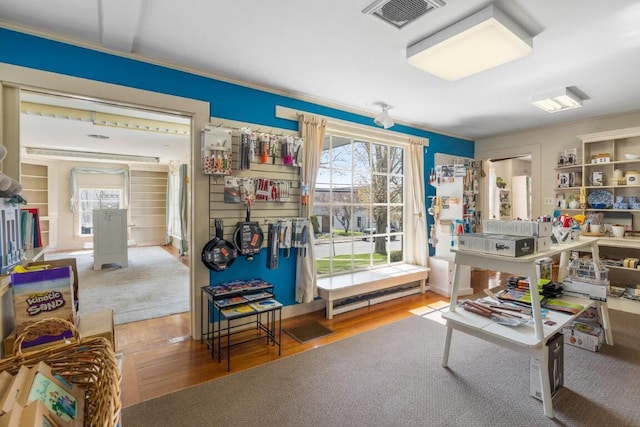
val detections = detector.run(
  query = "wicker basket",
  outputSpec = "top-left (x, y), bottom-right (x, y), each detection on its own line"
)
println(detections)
top-left (0, 318), bottom-right (121, 427)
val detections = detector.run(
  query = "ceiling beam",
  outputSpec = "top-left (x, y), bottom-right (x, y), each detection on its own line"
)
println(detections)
top-left (99, 0), bottom-right (143, 53)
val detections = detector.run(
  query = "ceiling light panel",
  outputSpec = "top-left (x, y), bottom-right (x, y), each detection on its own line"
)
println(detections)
top-left (531, 87), bottom-right (583, 113)
top-left (363, 0), bottom-right (446, 29)
top-left (407, 4), bottom-right (532, 80)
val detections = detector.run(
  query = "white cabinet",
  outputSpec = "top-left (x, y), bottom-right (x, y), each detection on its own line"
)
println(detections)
top-left (428, 257), bottom-right (471, 297)
top-left (92, 209), bottom-right (128, 270)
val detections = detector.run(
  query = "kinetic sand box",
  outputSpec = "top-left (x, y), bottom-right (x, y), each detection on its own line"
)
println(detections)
top-left (10, 266), bottom-right (76, 349)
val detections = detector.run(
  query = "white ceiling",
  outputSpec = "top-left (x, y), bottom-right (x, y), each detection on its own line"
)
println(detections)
top-left (3, 0), bottom-right (640, 161)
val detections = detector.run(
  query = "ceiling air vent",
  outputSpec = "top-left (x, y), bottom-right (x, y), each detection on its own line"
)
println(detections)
top-left (362, 0), bottom-right (446, 29)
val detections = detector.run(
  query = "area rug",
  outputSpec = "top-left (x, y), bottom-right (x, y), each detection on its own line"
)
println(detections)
top-left (46, 246), bottom-right (189, 324)
top-left (122, 309), bottom-right (640, 427)
top-left (284, 321), bottom-right (334, 343)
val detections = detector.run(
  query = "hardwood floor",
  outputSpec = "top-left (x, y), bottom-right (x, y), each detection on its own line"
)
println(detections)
top-left (116, 255), bottom-right (502, 408)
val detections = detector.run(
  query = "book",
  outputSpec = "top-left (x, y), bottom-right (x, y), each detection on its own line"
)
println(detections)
top-left (497, 289), bottom-right (544, 305)
top-left (215, 296), bottom-right (246, 307)
top-left (220, 304), bottom-right (255, 318)
top-left (249, 299), bottom-right (282, 312)
top-left (243, 292), bottom-right (273, 301)
top-left (542, 299), bottom-right (584, 315)
top-left (20, 208), bottom-right (42, 250)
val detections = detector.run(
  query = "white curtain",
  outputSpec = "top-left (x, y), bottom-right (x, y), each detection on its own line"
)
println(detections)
top-left (178, 163), bottom-right (188, 255)
top-left (68, 167), bottom-right (129, 212)
top-left (296, 114), bottom-right (326, 303)
top-left (408, 138), bottom-right (428, 266)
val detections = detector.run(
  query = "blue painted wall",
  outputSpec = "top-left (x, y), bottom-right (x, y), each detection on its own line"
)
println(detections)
top-left (1, 27), bottom-right (474, 303)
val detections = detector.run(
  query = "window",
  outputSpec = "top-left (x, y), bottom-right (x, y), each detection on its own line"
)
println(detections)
top-left (77, 188), bottom-right (123, 236)
top-left (314, 134), bottom-right (405, 275)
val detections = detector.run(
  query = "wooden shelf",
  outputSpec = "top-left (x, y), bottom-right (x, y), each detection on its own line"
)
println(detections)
top-left (20, 163), bottom-right (50, 247)
top-left (130, 169), bottom-right (167, 245)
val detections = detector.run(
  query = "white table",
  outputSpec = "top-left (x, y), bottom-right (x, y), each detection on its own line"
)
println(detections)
top-left (441, 236), bottom-right (613, 419)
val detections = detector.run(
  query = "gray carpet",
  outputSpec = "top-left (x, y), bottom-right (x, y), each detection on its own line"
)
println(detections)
top-left (122, 309), bottom-right (640, 427)
top-left (46, 246), bottom-right (189, 324)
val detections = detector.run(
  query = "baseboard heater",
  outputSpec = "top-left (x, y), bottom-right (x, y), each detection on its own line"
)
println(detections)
top-left (332, 285), bottom-right (421, 316)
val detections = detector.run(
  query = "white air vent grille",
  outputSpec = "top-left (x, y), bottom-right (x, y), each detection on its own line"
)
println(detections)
top-left (362, 0), bottom-right (446, 29)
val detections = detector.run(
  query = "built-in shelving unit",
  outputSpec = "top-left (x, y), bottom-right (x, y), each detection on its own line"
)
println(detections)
top-left (129, 168), bottom-right (168, 245)
top-left (563, 126), bottom-right (640, 314)
top-left (19, 163), bottom-right (49, 247)
top-left (578, 127), bottom-right (640, 213)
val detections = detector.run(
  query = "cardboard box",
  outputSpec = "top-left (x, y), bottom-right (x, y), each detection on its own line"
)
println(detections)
top-left (3, 330), bottom-right (67, 358)
top-left (562, 321), bottom-right (604, 352)
top-left (9, 400), bottom-right (72, 427)
top-left (28, 258), bottom-right (79, 310)
top-left (458, 233), bottom-right (535, 257)
top-left (4, 310), bottom-right (116, 357)
top-left (16, 361), bottom-right (84, 425)
top-left (482, 220), bottom-right (552, 237)
top-left (10, 266), bottom-right (77, 350)
top-left (562, 279), bottom-right (608, 301)
top-left (536, 237), bottom-right (553, 253)
top-left (530, 333), bottom-right (564, 401)
top-left (625, 284), bottom-right (640, 297)
top-left (77, 310), bottom-right (115, 350)
top-left (535, 257), bottom-right (553, 280)
top-left (0, 365), bottom-right (30, 414)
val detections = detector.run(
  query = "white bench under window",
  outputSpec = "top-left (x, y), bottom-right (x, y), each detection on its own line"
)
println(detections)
top-left (317, 264), bottom-right (430, 319)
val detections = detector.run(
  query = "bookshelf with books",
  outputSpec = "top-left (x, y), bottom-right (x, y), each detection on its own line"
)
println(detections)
top-left (19, 163), bottom-right (49, 247)
top-left (19, 208), bottom-right (42, 251)
top-left (200, 279), bottom-right (282, 370)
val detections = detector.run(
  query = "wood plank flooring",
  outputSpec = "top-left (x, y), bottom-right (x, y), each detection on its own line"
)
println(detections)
top-left (116, 253), bottom-right (502, 408)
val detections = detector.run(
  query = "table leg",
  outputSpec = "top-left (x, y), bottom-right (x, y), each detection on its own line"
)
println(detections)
top-left (441, 325), bottom-right (453, 368)
top-left (326, 301), bottom-right (334, 319)
top-left (537, 347), bottom-right (554, 418)
top-left (277, 308), bottom-right (282, 355)
top-left (200, 292), bottom-right (204, 344)
top-left (227, 320), bottom-right (231, 372)
top-left (597, 301), bottom-right (613, 345)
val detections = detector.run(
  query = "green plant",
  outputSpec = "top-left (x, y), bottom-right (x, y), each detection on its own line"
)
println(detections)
top-left (390, 250), bottom-right (403, 262)
top-left (310, 215), bottom-right (320, 236)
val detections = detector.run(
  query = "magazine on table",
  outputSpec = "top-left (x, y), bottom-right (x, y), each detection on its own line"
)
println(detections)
top-left (249, 299), bottom-right (282, 312)
top-left (220, 304), bottom-right (255, 318)
top-left (215, 296), bottom-right (246, 307)
top-left (243, 292), bottom-right (273, 301)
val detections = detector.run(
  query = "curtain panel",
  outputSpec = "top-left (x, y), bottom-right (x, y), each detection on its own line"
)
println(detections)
top-left (408, 138), bottom-right (428, 266)
top-left (296, 114), bottom-right (326, 303)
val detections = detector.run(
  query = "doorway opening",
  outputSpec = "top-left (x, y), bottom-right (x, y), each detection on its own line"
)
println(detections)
top-left (18, 89), bottom-right (193, 325)
top-left (487, 155), bottom-right (532, 220)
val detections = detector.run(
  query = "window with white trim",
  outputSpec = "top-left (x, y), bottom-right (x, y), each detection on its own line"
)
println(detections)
top-left (77, 188), bottom-right (123, 236)
top-left (314, 134), bottom-right (405, 275)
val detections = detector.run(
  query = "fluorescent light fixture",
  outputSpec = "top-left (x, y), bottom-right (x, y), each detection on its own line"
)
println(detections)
top-left (24, 147), bottom-right (159, 163)
top-left (531, 87), bottom-right (584, 113)
top-left (373, 104), bottom-right (395, 129)
top-left (406, 4), bottom-right (532, 80)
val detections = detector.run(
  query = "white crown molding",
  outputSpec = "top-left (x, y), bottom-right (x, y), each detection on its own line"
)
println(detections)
top-left (0, 21), bottom-right (471, 142)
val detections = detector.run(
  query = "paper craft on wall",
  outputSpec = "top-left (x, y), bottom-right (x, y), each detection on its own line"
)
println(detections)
top-left (201, 126), bottom-right (232, 175)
